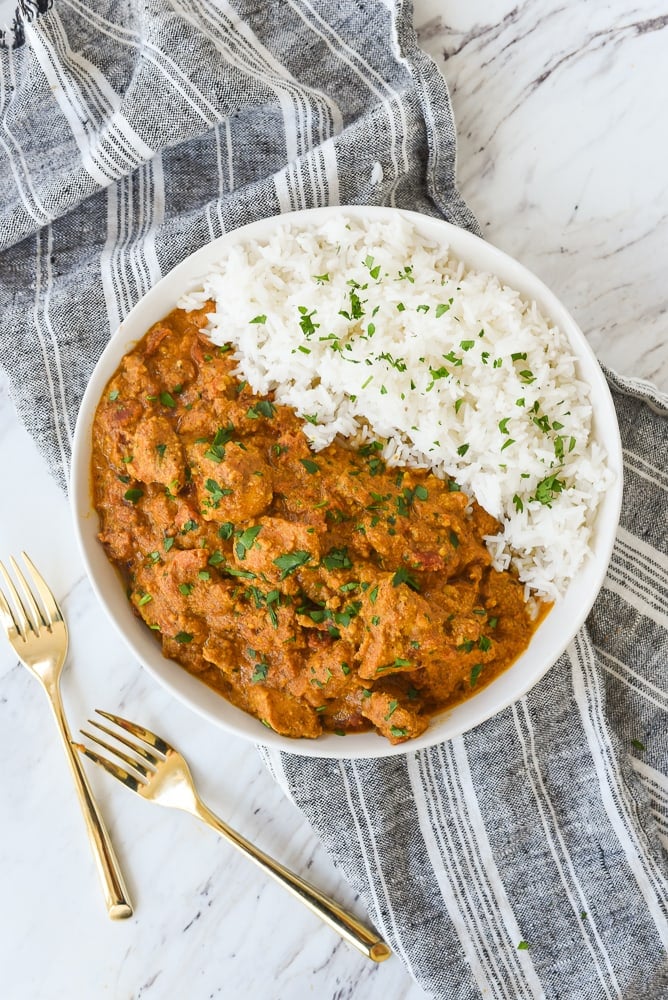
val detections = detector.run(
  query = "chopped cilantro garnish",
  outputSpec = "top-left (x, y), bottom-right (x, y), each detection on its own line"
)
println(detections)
top-left (300, 458), bottom-right (320, 474)
top-left (235, 524), bottom-right (262, 560)
top-left (321, 547), bottom-right (353, 571)
top-left (273, 550), bottom-right (312, 579)
top-left (204, 478), bottom-right (232, 507)
top-left (251, 661), bottom-right (269, 683)
top-left (391, 566), bottom-right (420, 591)
top-left (532, 473), bottom-right (566, 506)
top-left (246, 400), bottom-right (276, 420)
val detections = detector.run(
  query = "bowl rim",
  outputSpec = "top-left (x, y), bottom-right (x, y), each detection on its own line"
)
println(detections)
top-left (70, 205), bottom-right (623, 759)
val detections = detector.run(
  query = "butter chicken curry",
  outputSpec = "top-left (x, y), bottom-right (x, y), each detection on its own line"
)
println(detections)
top-left (91, 305), bottom-right (544, 743)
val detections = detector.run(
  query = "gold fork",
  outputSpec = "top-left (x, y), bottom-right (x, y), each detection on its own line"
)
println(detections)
top-left (77, 709), bottom-right (392, 963)
top-left (0, 553), bottom-right (133, 919)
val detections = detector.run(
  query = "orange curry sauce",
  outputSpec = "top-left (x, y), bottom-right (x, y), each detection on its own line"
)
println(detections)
top-left (91, 305), bottom-right (545, 743)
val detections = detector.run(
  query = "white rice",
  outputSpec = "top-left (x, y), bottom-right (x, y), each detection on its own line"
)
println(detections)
top-left (178, 213), bottom-right (612, 600)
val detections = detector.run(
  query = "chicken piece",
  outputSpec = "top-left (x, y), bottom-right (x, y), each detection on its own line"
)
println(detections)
top-left (361, 689), bottom-right (429, 744)
top-left (247, 687), bottom-right (323, 739)
top-left (234, 515), bottom-right (322, 587)
top-left (127, 415), bottom-right (186, 490)
top-left (188, 440), bottom-right (273, 523)
top-left (289, 639), bottom-right (359, 705)
top-left (357, 575), bottom-right (441, 680)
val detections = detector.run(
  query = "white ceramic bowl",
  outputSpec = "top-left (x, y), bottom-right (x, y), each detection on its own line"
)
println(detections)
top-left (71, 206), bottom-right (623, 758)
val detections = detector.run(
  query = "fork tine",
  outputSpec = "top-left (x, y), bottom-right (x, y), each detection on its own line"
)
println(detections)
top-left (73, 742), bottom-right (145, 793)
top-left (20, 552), bottom-right (64, 627)
top-left (0, 580), bottom-right (22, 636)
top-left (0, 560), bottom-right (29, 640)
top-left (81, 728), bottom-right (153, 778)
top-left (95, 709), bottom-right (172, 756)
top-left (9, 556), bottom-right (46, 631)
top-left (87, 719), bottom-right (159, 768)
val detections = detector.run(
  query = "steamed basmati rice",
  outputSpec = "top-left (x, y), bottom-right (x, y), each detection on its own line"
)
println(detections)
top-left (178, 213), bottom-right (612, 599)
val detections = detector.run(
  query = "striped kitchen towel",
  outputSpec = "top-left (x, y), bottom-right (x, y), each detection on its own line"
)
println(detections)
top-left (0, 2), bottom-right (666, 997)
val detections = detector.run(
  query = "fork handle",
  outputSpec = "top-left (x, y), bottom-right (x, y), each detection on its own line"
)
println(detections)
top-left (192, 798), bottom-right (391, 962)
top-left (45, 684), bottom-right (133, 919)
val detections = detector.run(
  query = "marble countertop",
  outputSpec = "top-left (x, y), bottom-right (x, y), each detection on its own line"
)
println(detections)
top-left (1, 2), bottom-right (666, 998)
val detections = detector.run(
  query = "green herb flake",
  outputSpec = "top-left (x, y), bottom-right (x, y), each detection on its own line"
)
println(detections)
top-left (205, 478), bottom-right (233, 507)
top-left (457, 443), bottom-right (469, 457)
top-left (174, 631), bottom-right (193, 644)
top-left (250, 314), bottom-right (267, 324)
top-left (517, 940), bottom-right (529, 951)
top-left (246, 399), bottom-right (276, 420)
top-left (137, 593), bottom-right (152, 606)
top-left (300, 458), bottom-right (320, 474)
top-left (470, 663), bottom-right (483, 686)
top-left (273, 550), bottom-right (312, 579)
top-left (384, 700), bottom-right (398, 720)
top-left (390, 726), bottom-right (408, 738)
top-left (160, 391), bottom-right (176, 409)
top-left (391, 566), bottom-right (420, 592)
top-left (124, 488), bottom-right (143, 504)
top-left (235, 524), bottom-right (262, 560)
top-left (108, 389), bottom-right (120, 401)
top-left (251, 661), bottom-right (269, 683)
top-left (532, 473), bottom-right (566, 507)
top-left (631, 738), bottom-right (646, 752)
top-left (322, 547), bottom-right (352, 571)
